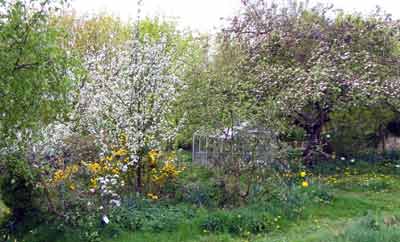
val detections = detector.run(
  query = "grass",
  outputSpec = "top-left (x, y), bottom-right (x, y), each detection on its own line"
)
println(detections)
top-left (106, 167), bottom-right (400, 242)
top-left (12, 161), bottom-right (400, 242)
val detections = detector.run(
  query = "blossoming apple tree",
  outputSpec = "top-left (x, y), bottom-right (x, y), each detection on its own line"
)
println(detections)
top-left (79, 34), bottom-right (181, 193)
top-left (20, 14), bottom-right (185, 219)
top-left (227, 0), bottom-right (400, 164)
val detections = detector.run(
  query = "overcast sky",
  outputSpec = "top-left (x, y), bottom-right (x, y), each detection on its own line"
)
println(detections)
top-left (71, 0), bottom-right (400, 33)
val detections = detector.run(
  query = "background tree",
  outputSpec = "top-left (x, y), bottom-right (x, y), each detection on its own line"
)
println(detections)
top-left (0, 0), bottom-right (78, 149)
top-left (0, 0), bottom-right (80, 224)
top-left (227, 0), bottom-right (400, 164)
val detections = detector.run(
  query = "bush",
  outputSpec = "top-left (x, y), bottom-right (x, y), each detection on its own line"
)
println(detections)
top-left (109, 206), bottom-right (143, 232)
top-left (225, 211), bottom-right (272, 235)
top-left (109, 198), bottom-right (196, 233)
top-left (0, 156), bottom-right (46, 240)
top-left (177, 181), bottom-right (224, 208)
top-left (200, 212), bottom-right (229, 233)
top-left (251, 177), bottom-right (334, 221)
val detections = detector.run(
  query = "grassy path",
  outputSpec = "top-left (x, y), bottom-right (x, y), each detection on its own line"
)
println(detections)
top-left (255, 187), bottom-right (400, 242)
top-left (109, 174), bottom-right (400, 242)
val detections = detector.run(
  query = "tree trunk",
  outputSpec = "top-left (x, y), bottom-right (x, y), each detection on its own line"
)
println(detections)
top-left (136, 157), bottom-right (142, 194)
top-left (303, 124), bottom-right (323, 166)
top-left (302, 110), bottom-right (330, 167)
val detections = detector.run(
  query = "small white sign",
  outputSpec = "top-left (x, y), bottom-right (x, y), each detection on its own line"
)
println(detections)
top-left (102, 215), bottom-right (110, 224)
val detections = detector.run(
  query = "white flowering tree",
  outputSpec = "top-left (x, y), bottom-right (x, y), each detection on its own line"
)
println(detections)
top-left (227, 0), bottom-right (400, 165)
top-left (18, 18), bottom-right (185, 219)
top-left (79, 35), bottom-right (181, 193)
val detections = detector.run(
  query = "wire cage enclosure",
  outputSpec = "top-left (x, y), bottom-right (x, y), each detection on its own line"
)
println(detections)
top-left (192, 122), bottom-right (278, 167)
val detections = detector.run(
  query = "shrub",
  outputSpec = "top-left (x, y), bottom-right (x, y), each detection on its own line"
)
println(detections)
top-left (226, 211), bottom-right (272, 235)
top-left (253, 176), bottom-right (334, 220)
top-left (0, 158), bottom-right (35, 223)
top-left (177, 182), bottom-right (224, 208)
top-left (109, 206), bottom-right (143, 232)
top-left (109, 198), bottom-right (195, 233)
top-left (200, 212), bottom-right (228, 233)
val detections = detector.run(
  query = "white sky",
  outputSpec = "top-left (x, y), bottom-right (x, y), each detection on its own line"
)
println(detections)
top-left (71, 0), bottom-right (400, 33)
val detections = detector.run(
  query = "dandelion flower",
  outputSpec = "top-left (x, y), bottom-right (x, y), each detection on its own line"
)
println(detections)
top-left (302, 181), bottom-right (309, 188)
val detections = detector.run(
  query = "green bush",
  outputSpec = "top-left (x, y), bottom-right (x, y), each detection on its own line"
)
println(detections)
top-left (200, 212), bottom-right (229, 233)
top-left (177, 182), bottom-right (224, 208)
top-left (225, 211), bottom-right (272, 235)
top-left (109, 198), bottom-right (196, 233)
top-left (0, 158), bottom-right (36, 224)
top-left (109, 206), bottom-right (143, 232)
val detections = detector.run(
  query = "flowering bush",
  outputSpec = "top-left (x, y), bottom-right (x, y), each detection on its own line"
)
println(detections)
top-left (28, 135), bottom-right (185, 223)
top-left (146, 150), bottom-right (186, 198)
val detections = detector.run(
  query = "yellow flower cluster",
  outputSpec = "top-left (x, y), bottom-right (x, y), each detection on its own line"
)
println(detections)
top-left (53, 170), bottom-right (65, 183)
top-left (147, 193), bottom-right (159, 200)
top-left (87, 162), bottom-right (101, 173)
top-left (300, 171), bottom-right (309, 188)
top-left (69, 183), bottom-right (76, 190)
top-left (85, 147), bottom-right (129, 176)
top-left (52, 164), bottom-right (79, 184)
top-left (113, 148), bottom-right (128, 157)
top-left (73, 146), bottom-right (130, 191)
top-left (151, 161), bottom-right (185, 185)
top-left (90, 177), bottom-right (97, 188)
top-left (148, 149), bottom-right (159, 167)
top-left (161, 161), bottom-right (183, 177)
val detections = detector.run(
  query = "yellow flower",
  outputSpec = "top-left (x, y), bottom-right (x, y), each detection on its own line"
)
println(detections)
top-left (300, 171), bottom-right (306, 177)
top-left (90, 178), bottom-right (97, 188)
top-left (53, 170), bottom-right (65, 183)
top-left (113, 148), bottom-right (128, 157)
top-left (147, 193), bottom-right (159, 200)
top-left (148, 149), bottom-right (159, 166)
top-left (119, 132), bottom-right (127, 145)
top-left (69, 183), bottom-right (76, 190)
top-left (87, 162), bottom-right (101, 174)
top-left (69, 164), bottom-right (79, 173)
top-left (302, 181), bottom-right (309, 188)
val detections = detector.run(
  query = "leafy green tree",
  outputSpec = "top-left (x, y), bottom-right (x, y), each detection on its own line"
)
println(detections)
top-left (0, 0), bottom-right (79, 147)
top-left (0, 0), bottom-right (81, 226)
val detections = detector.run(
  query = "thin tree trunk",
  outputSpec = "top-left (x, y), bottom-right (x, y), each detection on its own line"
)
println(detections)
top-left (136, 156), bottom-right (142, 194)
top-left (303, 110), bottom-right (330, 166)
